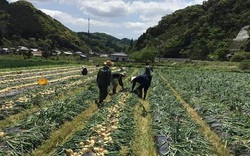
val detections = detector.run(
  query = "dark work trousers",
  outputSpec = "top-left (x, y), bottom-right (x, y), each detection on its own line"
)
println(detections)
top-left (111, 78), bottom-right (117, 94)
top-left (136, 84), bottom-right (148, 99)
top-left (98, 84), bottom-right (108, 103)
top-left (148, 76), bottom-right (152, 86)
top-left (111, 77), bottom-right (124, 94)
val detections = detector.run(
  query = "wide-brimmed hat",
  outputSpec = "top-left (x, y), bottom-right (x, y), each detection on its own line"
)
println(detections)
top-left (104, 60), bottom-right (114, 66)
top-left (131, 76), bottom-right (136, 82)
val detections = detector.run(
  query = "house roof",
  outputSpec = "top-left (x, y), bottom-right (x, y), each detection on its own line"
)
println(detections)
top-left (80, 54), bottom-right (87, 58)
top-left (63, 51), bottom-right (73, 55)
top-left (100, 54), bottom-right (109, 57)
top-left (110, 52), bottom-right (128, 57)
top-left (75, 51), bottom-right (83, 54)
top-left (18, 46), bottom-right (29, 51)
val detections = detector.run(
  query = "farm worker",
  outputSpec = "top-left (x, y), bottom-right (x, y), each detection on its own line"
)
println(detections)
top-left (111, 72), bottom-right (126, 94)
top-left (81, 66), bottom-right (88, 75)
top-left (144, 62), bottom-right (153, 86)
top-left (130, 75), bottom-right (150, 100)
top-left (96, 60), bottom-right (113, 107)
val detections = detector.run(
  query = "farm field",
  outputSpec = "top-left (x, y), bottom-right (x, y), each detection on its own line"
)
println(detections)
top-left (0, 63), bottom-right (249, 156)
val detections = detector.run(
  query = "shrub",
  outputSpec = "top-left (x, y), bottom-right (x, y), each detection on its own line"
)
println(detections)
top-left (230, 51), bottom-right (250, 62)
top-left (239, 60), bottom-right (250, 70)
top-left (212, 47), bottom-right (230, 61)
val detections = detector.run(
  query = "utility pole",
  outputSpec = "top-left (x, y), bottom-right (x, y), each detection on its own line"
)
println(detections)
top-left (87, 18), bottom-right (90, 60)
top-left (88, 18), bottom-right (90, 52)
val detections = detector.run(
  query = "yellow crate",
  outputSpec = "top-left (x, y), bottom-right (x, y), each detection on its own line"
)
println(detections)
top-left (38, 78), bottom-right (48, 85)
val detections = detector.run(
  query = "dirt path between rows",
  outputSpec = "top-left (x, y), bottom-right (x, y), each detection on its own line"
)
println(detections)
top-left (132, 99), bottom-right (157, 156)
top-left (30, 102), bottom-right (98, 156)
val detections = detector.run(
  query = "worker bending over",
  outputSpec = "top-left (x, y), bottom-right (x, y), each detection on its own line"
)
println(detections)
top-left (111, 72), bottom-right (126, 94)
top-left (131, 75), bottom-right (150, 100)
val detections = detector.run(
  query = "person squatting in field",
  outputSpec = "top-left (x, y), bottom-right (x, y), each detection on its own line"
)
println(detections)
top-left (96, 60), bottom-right (113, 106)
top-left (111, 72), bottom-right (126, 94)
top-left (81, 66), bottom-right (88, 75)
top-left (130, 74), bottom-right (151, 100)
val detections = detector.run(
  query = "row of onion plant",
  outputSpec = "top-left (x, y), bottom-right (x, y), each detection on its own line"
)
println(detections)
top-left (160, 68), bottom-right (250, 155)
top-left (0, 65), bottom-right (81, 77)
top-left (52, 93), bottom-right (137, 156)
top-left (148, 72), bottom-right (215, 156)
top-left (52, 69), bottom-right (138, 156)
top-left (0, 69), bottom-right (97, 120)
top-left (0, 81), bottom-right (98, 155)
top-left (0, 66), bottom-right (97, 96)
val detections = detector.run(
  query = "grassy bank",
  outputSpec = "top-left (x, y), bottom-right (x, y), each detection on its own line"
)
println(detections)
top-left (1, 55), bottom-right (249, 73)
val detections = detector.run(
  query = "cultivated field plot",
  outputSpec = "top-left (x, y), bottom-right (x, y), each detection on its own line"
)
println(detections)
top-left (0, 65), bottom-right (249, 156)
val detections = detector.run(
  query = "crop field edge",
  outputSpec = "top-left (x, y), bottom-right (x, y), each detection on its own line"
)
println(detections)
top-left (158, 72), bottom-right (233, 156)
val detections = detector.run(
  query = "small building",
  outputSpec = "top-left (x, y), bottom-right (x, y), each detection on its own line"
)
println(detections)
top-left (100, 54), bottom-right (109, 58)
top-left (89, 51), bottom-right (99, 56)
top-left (75, 51), bottom-right (83, 55)
top-left (0, 48), bottom-right (9, 55)
top-left (110, 52), bottom-right (128, 62)
top-left (31, 48), bottom-right (43, 57)
top-left (16, 46), bottom-right (29, 55)
top-left (80, 54), bottom-right (87, 60)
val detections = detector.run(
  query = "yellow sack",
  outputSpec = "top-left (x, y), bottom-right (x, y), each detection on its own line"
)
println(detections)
top-left (38, 78), bottom-right (48, 85)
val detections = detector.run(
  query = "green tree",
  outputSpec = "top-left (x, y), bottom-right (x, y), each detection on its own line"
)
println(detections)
top-left (244, 40), bottom-right (250, 52)
top-left (92, 46), bottom-right (101, 53)
top-left (38, 39), bottom-right (52, 50)
top-left (29, 37), bottom-right (38, 48)
top-left (23, 50), bottom-right (32, 59)
top-left (213, 47), bottom-right (230, 61)
top-left (0, 32), bottom-right (3, 45)
top-left (130, 50), bottom-right (142, 62)
top-left (128, 39), bottom-right (134, 52)
top-left (230, 51), bottom-right (250, 62)
top-left (133, 0), bottom-right (250, 60)
top-left (42, 50), bottom-right (50, 59)
top-left (0, 0), bottom-right (8, 5)
top-left (141, 46), bottom-right (159, 62)
top-left (130, 46), bottom-right (158, 62)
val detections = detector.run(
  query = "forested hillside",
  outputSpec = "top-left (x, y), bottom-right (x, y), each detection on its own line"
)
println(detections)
top-left (0, 0), bottom-right (89, 52)
top-left (1, 0), bottom-right (249, 60)
top-left (77, 32), bottom-right (131, 53)
top-left (133, 0), bottom-right (250, 60)
top-left (0, 0), bottom-right (130, 54)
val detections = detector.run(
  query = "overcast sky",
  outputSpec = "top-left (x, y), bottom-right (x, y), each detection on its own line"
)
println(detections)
top-left (7, 0), bottom-right (207, 40)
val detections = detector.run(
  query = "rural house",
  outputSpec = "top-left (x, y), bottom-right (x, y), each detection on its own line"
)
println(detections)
top-left (31, 48), bottom-right (43, 57)
top-left (110, 52), bottom-right (128, 62)
top-left (63, 51), bottom-right (73, 56)
top-left (0, 48), bottom-right (9, 55)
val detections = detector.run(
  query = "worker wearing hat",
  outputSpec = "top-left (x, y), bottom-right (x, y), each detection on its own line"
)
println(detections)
top-left (103, 60), bottom-right (114, 66)
top-left (111, 72), bottom-right (126, 94)
top-left (130, 74), bottom-right (150, 99)
top-left (96, 60), bottom-right (114, 106)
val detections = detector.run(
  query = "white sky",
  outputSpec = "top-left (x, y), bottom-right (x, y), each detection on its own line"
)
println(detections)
top-left (7, 0), bottom-right (207, 39)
